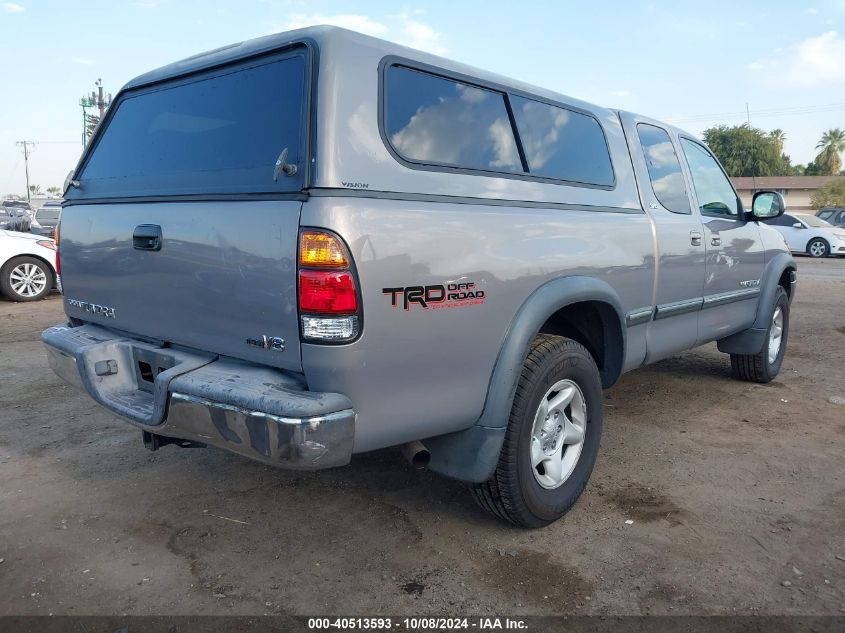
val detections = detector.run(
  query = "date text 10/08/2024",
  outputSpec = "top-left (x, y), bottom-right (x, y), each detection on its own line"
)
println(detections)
top-left (308, 617), bottom-right (528, 630)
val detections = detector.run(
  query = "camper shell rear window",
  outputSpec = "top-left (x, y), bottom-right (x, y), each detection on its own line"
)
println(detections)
top-left (68, 46), bottom-right (310, 200)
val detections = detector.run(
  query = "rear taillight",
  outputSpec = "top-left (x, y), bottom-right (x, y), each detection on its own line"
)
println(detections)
top-left (299, 270), bottom-right (358, 314)
top-left (298, 230), bottom-right (360, 342)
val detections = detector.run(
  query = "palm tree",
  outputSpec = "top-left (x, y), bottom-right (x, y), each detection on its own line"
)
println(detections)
top-left (28, 184), bottom-right (42, 196)
top-left (815, 128), bottom-right (845, 175)
top-left (769, 129), bottom-right (786, 154)
top-left (46, 186), bottom-right (62, 198)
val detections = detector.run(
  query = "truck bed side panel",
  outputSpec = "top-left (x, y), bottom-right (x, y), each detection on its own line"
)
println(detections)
top-left (300, 196), bottom-right (655, 452)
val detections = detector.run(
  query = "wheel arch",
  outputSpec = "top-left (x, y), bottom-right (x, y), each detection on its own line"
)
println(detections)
top-left (1, 252), bottom-right (56, 283)
top-left (425, 276), bottom-right (626, 482)
top-left (806, 235), bottom-right (829, 256)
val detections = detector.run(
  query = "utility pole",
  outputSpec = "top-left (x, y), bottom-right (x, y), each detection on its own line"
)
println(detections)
top-left (15, 141), bottom-right (35, 202)
top-left (94, 78), bottom-right (107, 117)
top-left (79, 78), bottom-right (112, 148)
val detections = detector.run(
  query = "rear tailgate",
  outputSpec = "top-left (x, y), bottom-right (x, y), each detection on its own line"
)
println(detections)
top-left (60, 200), bottom-right (302, 371)
top-left (60, 44), bottom-right (312, 371)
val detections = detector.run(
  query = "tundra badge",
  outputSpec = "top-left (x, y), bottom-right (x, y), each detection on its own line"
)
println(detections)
top-left (246, 335), bottom-right (286, 352)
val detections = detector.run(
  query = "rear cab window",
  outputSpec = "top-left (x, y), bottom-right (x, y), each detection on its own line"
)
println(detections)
top-left (382, 63), bottom-right (615, 189)
top-left (68, 46), bottom-right (310, 200)
top-left (37, 208), bottom-right (61, 221)
top-left (636, 124), bottom-right (690, 214)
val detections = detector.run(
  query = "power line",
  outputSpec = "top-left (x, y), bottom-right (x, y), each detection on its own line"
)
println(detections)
top-left (669, 102), bottom-right (845, 124)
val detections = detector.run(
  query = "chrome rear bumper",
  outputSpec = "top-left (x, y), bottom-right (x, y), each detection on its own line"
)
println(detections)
top-left (43, 323), bottom-right (355, 470)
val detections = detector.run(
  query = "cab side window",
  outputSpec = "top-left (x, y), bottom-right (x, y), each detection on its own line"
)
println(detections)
top-left (680, 138), bottom-right (741, 218)
top-left (636, 124), bottom-right (690, 214)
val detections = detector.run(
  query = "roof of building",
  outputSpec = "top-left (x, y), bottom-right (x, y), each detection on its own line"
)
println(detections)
top-left (731, 175), bottom-right (845, 190)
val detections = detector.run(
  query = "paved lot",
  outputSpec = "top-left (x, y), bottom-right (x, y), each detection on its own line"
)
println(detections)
top-left (1, 257), bottom-right (843, 616)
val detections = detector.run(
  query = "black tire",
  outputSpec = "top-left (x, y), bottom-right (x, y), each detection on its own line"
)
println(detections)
top-left (806, 238), bottom-right (829, 258)
top-left (0, 256), bottom-right (54, 302)
top-left (730, 286), bottom-right (789, 383)
top-left (471, 334), bottom-right (603, 528)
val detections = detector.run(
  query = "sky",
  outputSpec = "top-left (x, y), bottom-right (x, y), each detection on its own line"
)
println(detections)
top-left (1, 0), bottom-right (844, 197)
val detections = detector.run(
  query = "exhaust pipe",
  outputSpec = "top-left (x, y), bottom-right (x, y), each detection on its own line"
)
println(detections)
top-left (401, 440), bottom-right (430, 469)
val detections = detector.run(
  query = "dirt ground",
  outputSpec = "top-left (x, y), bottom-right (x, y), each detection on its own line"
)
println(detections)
top-left (0, 257), bottom-right (843, 617)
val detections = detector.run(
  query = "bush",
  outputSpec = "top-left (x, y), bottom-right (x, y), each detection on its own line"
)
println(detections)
top-left (811, 179), bottom-right (845, 209)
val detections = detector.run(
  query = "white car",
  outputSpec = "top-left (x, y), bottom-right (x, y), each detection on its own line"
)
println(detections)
top-left (762, 212), bottom-right (845, 258)
top-left (0, 229), bottom-right (58, 301)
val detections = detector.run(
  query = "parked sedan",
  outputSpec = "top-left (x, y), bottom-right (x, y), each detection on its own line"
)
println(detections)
top-left (0, 200), bottom-right (33, 232)
top-left (30, 202), bottom-right (61, 238)
top-left (762, 212), bottom-right (845, 258)
top-left (0, 229), bottom-right (58, 301)
top-left (817, 207), bottom-right (845, 228)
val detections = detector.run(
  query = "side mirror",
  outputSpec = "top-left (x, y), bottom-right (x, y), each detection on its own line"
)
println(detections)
top-left (751, 191), bottom-right (785, 220)
top-left (792, 222), bottom-right (804, 229)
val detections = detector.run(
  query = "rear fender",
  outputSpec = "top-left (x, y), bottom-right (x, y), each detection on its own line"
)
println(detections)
top-left (425, 276), bottom-right (625, 482)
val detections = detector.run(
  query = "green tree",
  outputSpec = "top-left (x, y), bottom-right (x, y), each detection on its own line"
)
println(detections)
top-left (769, 128), bottom-right (786, 154)
top-left (814, 128), bottom-right (845, 175)
top-left (46, 186), bottom-right (62, 197)
top-left (702, 124), bottom-right (791, 177)
top-left (810, 179), bottom-right (845, 209)
top-left (28, 184), bottom-right (42, 196)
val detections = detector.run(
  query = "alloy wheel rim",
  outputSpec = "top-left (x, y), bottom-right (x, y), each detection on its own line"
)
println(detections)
top-left (530, 379), bottom-right (587, 490)
top-left (768, 306), bottom-right (784, 365)
top-left (809, 241), bottom-right (825, 257)
top-left (9, 263), bottom-right (47, 298)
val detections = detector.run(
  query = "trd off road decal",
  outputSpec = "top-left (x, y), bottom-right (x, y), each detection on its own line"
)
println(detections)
top-left (382, 282), bottom-right (486, 311)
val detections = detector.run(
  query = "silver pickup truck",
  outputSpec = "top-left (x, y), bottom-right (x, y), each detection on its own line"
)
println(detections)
top-left (43, 26), bottom-right (797, 527)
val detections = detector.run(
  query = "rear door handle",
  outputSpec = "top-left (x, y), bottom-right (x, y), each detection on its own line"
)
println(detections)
top-left (690, 230), bottom-right (702, 246)
top-left (711, 235), bottom-right (721, 246)
top-left (133, 224), bottom-right (162, 251)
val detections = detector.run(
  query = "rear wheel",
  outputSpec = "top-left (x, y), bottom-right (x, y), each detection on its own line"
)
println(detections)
top-left (807, 238), bottom-right (829, 258)
top-left (471, 334), bottom-right (603, 527)
top-left (0, 256), bottom-right (53, 302)
top-left (730, 286), bottom-right (789, 383)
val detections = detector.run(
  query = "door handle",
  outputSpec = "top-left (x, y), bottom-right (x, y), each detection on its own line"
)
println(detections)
top-left (690, 230), bottom-right (702, 246)
top-left (711, 235), bottom-right (721, 246)
top-left (133, 224), bottom-right (162, 251)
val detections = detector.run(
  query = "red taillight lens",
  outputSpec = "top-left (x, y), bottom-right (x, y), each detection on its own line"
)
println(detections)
top-left (54, 222), bottom-right (61, 275)
top-left (298, 269), bottom-right (358, 314)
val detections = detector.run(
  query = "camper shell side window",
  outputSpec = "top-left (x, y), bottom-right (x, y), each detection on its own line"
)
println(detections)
top-left (379, 58), bottom-right (616, 190)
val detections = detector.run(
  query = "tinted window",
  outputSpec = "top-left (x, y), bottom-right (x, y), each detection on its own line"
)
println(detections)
top-left (636, 124), bottom-right (689, 214)
top-left (510, 96), bottom-right (614, 186)
top-left (762, 214), bottom-right (791, 227)
top-left (680, 139), bottom-right (740, 218)
top-left (37, 208), bottom-right (60, 220)
top-left (73, 52), bottom-right (307, 198)
top-left (384, 66), bottom-right (521, 172)
top-left (798, 214), bottom-right (830, 228)
top-left (818, 210), bottom-right (834, 220)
